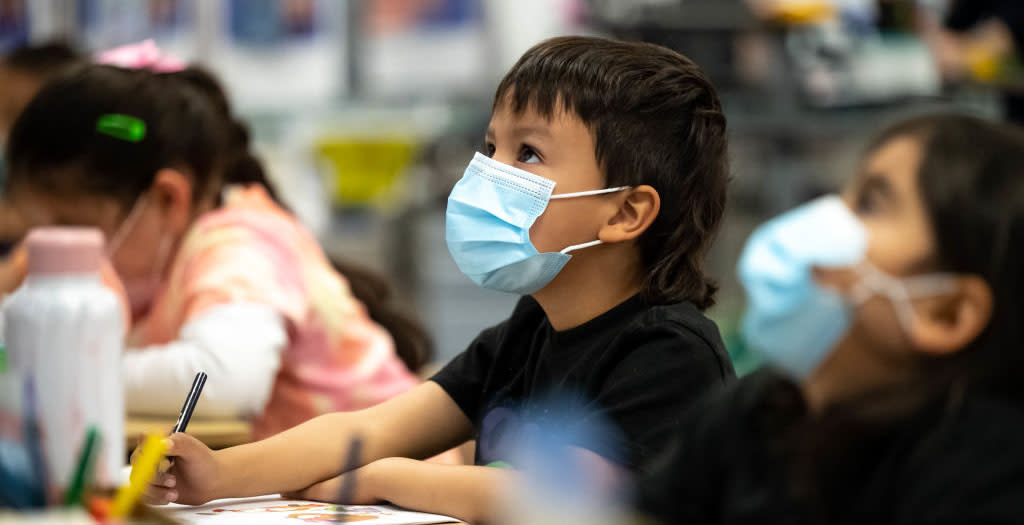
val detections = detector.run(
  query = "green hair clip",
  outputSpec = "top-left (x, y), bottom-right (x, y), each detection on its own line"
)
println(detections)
top-left (96, 114), bottom-right (146, 142)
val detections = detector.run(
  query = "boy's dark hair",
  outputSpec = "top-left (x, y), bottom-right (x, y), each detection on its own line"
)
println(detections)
top-left (495, 36), bottom-right (729, 309)
top-left (2, 41), bottom-right (81, 77)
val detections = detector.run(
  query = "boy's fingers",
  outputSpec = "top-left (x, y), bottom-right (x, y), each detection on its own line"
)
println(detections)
top-left (150, 472), bottom-right (176, 488)
top-left (166, 432), bottom-right (206, 458)
top-left (143, 486), bottom-right (178, 505)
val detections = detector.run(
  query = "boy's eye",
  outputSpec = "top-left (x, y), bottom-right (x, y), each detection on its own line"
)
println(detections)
top-left (484, 143), bottom-right (496, 157)
top-left (518, 145), bottom-right (541, 164)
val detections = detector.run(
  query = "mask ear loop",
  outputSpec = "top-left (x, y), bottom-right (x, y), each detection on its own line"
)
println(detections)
top-left (852, 263), bottom-right (960, 334)
top-left (549, 186), bottom-right (631, 200)
top-left (560, 239), bottom-right (603, 255)
top-left (549, 186), bottom-right (631, 254)
top-left (897, 273), bottom-right (960, 331)
top-left (152, 233), bottom-right (173, 280)
top-left (106, 194), bottom-right (149, 255)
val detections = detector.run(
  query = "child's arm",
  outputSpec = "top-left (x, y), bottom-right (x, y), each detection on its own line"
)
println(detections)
top-left (123, 303), bottom-right (286, 417)
top-left (148, 381), bottom-right (474, 505)
top-left (291, 459), bottom-right (511, 525)
top-left (288, 448), bottom-right (628, 524)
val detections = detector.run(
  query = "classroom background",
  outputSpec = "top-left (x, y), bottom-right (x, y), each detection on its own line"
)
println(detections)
top-left (0, 0), bottom-right (1012, 375)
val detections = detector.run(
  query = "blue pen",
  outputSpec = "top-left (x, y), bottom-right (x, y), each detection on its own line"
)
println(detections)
top-left (23, 378), bottom-right (48, 508)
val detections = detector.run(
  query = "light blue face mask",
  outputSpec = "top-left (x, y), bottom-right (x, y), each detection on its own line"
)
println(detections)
top-left (446, 152), bottom-right (629, 295)
top-left (738, 195), bottom-right (956, 379)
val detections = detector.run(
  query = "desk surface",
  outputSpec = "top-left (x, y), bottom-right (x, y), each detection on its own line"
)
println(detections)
top-left (125, 416), bottom-right (253, 450)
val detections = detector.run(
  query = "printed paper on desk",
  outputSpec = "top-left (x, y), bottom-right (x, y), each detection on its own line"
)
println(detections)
top-left (167, 495), bottom-right (460, 524)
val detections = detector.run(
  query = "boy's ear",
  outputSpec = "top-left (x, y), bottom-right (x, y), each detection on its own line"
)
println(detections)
top-left (598, 185), bottom-right (660, 243)
top-left (150, 168), bottom-right (194, 236)
top-left (908, 275), bottom-right (993, 356)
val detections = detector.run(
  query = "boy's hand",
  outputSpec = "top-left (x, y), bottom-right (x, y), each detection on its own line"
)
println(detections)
top-left (133, 432), bottom-right (224, 505)
top-left (283, 460), bottom-right (386, 505)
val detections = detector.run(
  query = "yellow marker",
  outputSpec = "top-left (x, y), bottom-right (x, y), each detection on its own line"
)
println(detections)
top-left (112, 434), bottom-right (168, 518)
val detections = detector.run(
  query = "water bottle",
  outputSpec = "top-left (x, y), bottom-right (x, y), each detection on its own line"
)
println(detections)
top-left (4, 227), bottom-right (124, 489)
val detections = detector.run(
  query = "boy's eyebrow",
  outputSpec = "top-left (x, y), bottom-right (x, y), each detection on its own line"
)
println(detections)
top-left (484, 125), bottom-right (550, 142)
top-left (513, 125), bottom-right (551, 138)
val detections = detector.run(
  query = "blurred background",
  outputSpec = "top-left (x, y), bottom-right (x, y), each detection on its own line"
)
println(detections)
top-left (1, 0), bottom-right (1017, 374)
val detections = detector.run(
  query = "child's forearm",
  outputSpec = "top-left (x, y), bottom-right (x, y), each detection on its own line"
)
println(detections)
top-left (214, 411), bottom-right (364, 498)
top-left (366, 459), bottom-right (511, 525)
top-left (208, 383), bottom-right (474, 501)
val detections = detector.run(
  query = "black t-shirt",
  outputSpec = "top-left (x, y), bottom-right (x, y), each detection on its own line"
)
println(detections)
top-left (945, 0), bottom-right (1024, 124)
top-left (431, 294), bottom-right (734, 472)
top-left (636, 369), bottom-right (1024, 525)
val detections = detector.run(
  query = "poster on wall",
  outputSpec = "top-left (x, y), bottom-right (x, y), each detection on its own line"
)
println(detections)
top-left (77, 0), bottom-right (193, 55)
top-left (366, 0), bottom-right (481, 35)
top-left (362, 0), bottom-right (489, 97)
top-left (227, 0), bottom-right (317, 45)
top-left (0, 0), bottom-right (30, 52)
top-left (215, 0), bottom-right (343, 110)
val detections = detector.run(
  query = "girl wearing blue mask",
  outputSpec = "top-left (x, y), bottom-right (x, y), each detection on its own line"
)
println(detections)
top-left (637, 114), bottom-right (1024, 524)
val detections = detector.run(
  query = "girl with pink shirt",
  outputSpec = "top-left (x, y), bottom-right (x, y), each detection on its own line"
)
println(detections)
top-left (4, 58), bottom-right (426, 440)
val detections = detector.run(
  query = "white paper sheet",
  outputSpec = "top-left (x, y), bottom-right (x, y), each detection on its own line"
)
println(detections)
top-left (166, 495), bottom-right (460, 524)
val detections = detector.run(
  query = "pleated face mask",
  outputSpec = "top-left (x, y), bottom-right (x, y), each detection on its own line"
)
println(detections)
top-left (445, 153), bottom-right (629, 295)
top-left (738, 195), bottom-right (958, 378)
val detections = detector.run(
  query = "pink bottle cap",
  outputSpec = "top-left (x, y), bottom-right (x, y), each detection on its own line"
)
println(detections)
top-left (25, 227), bottom-right (104, 275)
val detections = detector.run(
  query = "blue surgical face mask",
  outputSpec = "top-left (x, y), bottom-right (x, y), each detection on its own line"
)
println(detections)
top-left (738, 195), bottom-right (957, 379)
top-left (446, 152), bottom-right (629, 295)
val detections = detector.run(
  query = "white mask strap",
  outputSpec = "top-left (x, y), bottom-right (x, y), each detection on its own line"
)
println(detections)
top-left (549, 186), bottom-right (631, 200)
top-left (901, 274), bottom-right (959, 297)
top-left (851, 263), bottom-right (959, 332)
top-left (107, 194), bottom-right (149, 255)
top-left (153, 233), bottom-right (173, 277)
top-left (560, 239), bottom-right (603, 255)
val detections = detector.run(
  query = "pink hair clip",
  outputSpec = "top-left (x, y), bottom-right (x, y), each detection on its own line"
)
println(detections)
top-left (95, 39), bottom-right (186, 73)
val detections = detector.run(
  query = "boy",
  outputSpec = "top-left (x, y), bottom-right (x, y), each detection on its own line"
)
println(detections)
top-left (146, 36), bottom-right (734, 523)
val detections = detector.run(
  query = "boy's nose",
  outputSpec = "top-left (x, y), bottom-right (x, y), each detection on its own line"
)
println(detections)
top-left (489, 149), bottom-right (520, 168)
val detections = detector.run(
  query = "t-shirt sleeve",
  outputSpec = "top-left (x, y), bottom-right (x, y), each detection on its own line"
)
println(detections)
top-left (588, 322), bottom-right (732, 472)
top-left (430, 325), bottom-right (503, 425)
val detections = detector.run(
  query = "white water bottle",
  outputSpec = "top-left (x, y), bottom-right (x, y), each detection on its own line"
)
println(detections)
top-left (4, 227), bottom-right (124, 488)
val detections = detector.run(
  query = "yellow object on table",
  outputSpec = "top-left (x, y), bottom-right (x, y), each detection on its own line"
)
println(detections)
top-left (125, 416), bottom-right (252, 451)
top-left (114, 434), bottom-right (167, 518)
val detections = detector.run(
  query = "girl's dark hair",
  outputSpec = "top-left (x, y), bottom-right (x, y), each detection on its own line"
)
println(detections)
top-left (792, 114), bottom-right (1024, 521)
top-left (6, 64), bottom-right (227, 206)
top-left (2, 41), bottom-right (81, 77)
top-left (494, 36), bottom-right (729, 309)
top-left (328, 259), bottom-right (434, 373)
top-left (6, 64), bottom-right (433, 372)
top-left (163, 67), bottom-right (287, 206)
